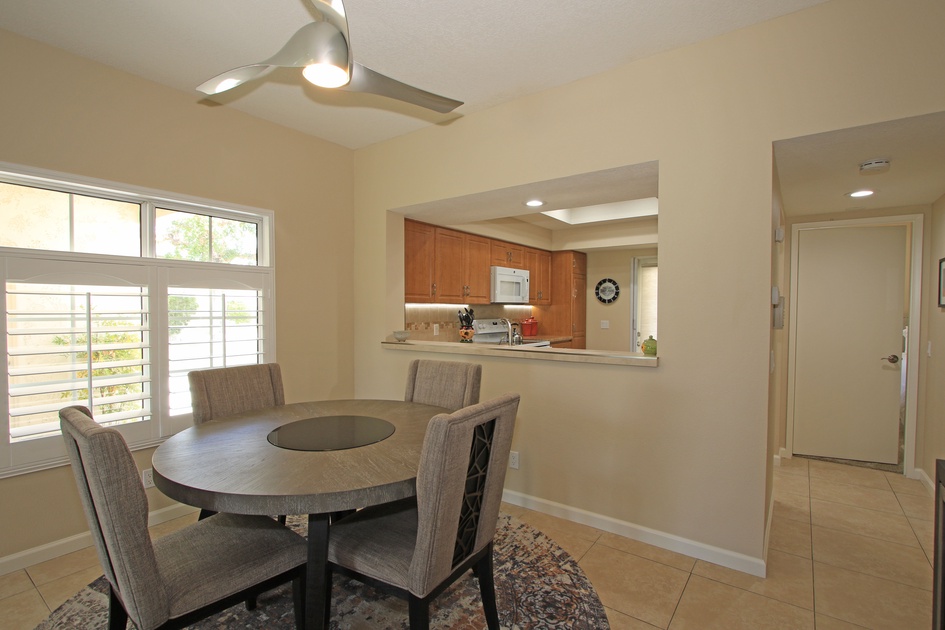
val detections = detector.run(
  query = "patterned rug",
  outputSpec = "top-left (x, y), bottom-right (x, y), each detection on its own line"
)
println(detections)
top-left (37, 513), bottom-right (609, 629)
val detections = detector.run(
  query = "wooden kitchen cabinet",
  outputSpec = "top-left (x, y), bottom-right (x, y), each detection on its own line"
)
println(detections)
top-left (404, 220), bottom-right (490, 304)
top-left (491, 240), bottom-right (525, 268)
top-left (525, 247), bottom-right (552, 305)
top-left (404, 220), bottom-right (436, 302)
top-left (547, 250), bottom-right (587, 349)
top-left (404, 219), bottom-right (546, 306)
top-left (462, 233), bottom-right (492, 303)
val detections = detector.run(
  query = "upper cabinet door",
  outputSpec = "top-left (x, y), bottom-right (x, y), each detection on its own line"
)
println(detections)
top-left (525, 247), bottom-right (552, 304)
top-left (491, 240), bottom-right (525, 268)
top-left (404, 220), bottom-right (436, 302)
top-left (434, 227), bottom-right (467, 303)
top-left (464, 235), bottom-right (492, 304)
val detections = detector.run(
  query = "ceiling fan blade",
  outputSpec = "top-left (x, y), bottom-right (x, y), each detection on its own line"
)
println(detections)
top-left (197, 21), bottom-right (347, 95)
top-left (342, 62), bottom-right (463, 113)
top-left (197, 64), bottom-right (275, 95)
top-left (308, 0), bottom-right (349, 45)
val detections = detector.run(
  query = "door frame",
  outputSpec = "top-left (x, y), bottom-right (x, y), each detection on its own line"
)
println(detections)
top-left (785, 214), bottom-right (924, 477)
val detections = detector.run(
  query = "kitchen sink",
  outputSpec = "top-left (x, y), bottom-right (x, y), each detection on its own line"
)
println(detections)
top-left (519, 340), bottom-right (552, 347)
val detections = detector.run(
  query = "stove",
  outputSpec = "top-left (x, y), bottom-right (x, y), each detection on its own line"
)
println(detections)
top-left (471, 319), bottom-right (551, 347)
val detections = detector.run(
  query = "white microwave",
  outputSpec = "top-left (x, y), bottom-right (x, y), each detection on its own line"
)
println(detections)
top-left (490, 266), bottom-right (530, 304)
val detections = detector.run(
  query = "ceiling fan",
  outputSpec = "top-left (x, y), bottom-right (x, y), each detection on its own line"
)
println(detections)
top-left (196, 0), bottom-right (462, 113)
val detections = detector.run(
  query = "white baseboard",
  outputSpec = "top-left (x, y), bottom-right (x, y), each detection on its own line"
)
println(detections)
top-left (0, 503), bottom-right (198, 577)
top-left (915, 467), bottom-right (934, 495)
top-left (502, 489), bottom-right (766, 578)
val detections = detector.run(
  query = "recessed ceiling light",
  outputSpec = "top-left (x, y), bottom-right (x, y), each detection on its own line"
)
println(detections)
top-left (847, 190), bottom-right (874, 198)
top-left (525, 199), bottom-right (544, 207)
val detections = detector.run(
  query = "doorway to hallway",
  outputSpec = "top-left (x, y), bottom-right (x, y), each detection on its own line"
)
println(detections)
top-left (786, 216), bottom-right (923, 475)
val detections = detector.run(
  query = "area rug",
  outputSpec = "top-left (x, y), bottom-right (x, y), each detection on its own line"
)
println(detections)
top-left (36, 513), bottom-right (609, 629)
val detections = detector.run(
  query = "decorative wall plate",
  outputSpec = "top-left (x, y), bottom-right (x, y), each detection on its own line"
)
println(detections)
top-left (595, 278), bottom-right (619, 304)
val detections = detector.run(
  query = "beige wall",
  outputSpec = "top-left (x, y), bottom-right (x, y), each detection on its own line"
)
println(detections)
top-left (920, 193), bottom-right (945, 476)
top-left (352, 0), bottom-right (945, 569)
top-left (0, 30), bottom-right (356, 557)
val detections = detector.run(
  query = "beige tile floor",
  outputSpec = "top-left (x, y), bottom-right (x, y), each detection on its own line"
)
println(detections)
top-left (1, 458), bottom-right (935, 629)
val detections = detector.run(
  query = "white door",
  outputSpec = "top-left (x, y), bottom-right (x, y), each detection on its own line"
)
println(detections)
top-left (791, 225), bottom-right (906, 464)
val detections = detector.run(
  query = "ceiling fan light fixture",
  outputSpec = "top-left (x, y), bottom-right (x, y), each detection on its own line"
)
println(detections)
top-left (303, 63), bottom-right (349, 88)
top-left (297, 20), bottom-right (350, 88)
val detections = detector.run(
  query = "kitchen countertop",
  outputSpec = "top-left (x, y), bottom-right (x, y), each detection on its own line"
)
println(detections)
top-left (382, 339), bottom-right (657, 367)
top-left (522, 335), bottom-right (572, 345)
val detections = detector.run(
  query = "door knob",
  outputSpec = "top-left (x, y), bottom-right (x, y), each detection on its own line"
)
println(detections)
top-left (880, 354), bottom-right (900, 364)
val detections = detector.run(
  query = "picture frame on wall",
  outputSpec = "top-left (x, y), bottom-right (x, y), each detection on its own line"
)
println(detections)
top-left (940, 258), bottom-right (945, 307)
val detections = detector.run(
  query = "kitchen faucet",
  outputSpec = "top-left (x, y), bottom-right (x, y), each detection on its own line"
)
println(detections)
top-left (498, 318), bottom-right (523, 345)
top-left (499, 318), bottom-right (513, 346)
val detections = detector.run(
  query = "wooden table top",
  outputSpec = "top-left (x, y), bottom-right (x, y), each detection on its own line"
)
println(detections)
top-left (152, 399), bottom-right (446, 516)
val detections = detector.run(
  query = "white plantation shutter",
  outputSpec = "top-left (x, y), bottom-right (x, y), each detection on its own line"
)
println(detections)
top-left (166, 269), bottom-right (269, 417)
top-left (5, 259), bottom-right (151, 441)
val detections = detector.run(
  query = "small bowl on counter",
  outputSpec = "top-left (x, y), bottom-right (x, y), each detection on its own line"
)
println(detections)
top-left (392, 330), bottom-right (410, 342)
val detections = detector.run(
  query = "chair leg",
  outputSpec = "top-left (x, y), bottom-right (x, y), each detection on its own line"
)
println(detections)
top-left (292, 572), bottom-right (306, 630)
top-left (107, 584), bottom-right (129, 630)
top-left (475, 545), bottom-right (500, 630)
top-left (408, 594), bottom-right (430, 630)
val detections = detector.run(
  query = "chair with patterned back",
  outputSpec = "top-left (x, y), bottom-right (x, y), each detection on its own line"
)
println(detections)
top-left (403, 359), bottom-right (482, 411)
top-left (324, 393), bottom-right (520, 629)
top-left (59, 405), bottom-right (307, 630)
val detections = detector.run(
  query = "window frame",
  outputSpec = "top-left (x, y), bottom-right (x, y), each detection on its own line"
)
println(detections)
top-left (0, 162), bottom-right (275, 478)
top-left (631, 255), bottom-right (658, 353)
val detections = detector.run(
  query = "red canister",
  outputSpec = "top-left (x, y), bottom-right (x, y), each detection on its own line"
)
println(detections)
top-left (521, 317), bottom-right (538, 337)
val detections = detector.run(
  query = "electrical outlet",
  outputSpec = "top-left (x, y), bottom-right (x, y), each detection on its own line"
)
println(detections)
top-left (509, 451), bottom-right (520, 470)
top-left (433, 323), bottom-right (439, 336)
top-left (142, 468), bottom-right (155, 488)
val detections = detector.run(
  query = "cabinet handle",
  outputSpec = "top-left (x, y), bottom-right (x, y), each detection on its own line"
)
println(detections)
top-left (432, 283), bottom-right (436, 296)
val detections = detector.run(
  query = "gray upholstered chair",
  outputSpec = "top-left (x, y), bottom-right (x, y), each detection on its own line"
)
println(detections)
top-left (188, 362), bottom-right (285, 424)
top-left (324, 393), bottom-right (520, 630)
top-left (188, 363), bottom-right (286, 521)
top-left (403, 359), bottom-right (482, 411)
top-left (59, 405), bottom-right (308, 630)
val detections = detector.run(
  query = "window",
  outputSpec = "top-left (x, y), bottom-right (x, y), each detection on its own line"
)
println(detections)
top-left (0, 164), bottom-right (274, 477)
top-left (0, 182), bottom-right (141, 256)
top-left (156, 209), bottom-right (258, 265)
top-left (632, 256), bottom-right (658, 352)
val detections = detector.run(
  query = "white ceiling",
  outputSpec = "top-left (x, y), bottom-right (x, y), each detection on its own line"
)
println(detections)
top-left (0, 0), bottom-right (828, 150)
top-left (2, 0), bottom-right (943, 226)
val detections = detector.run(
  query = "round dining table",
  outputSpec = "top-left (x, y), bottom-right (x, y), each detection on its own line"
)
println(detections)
top-left (151, 399), bottom-right (447, 630)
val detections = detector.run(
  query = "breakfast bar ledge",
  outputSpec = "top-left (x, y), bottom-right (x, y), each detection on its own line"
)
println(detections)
top-left (382, 339), bottom-right (657, 367)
